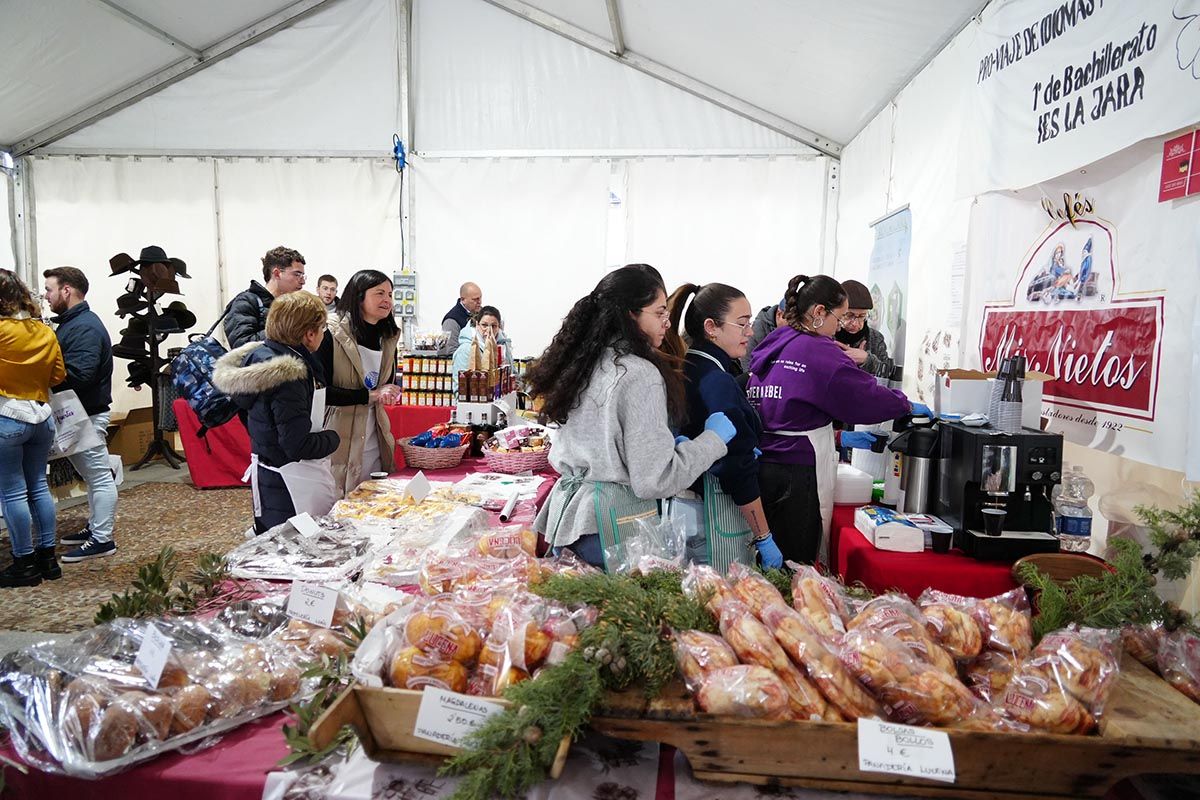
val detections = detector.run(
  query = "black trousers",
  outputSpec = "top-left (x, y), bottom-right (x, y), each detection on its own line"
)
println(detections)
top-left (758, 461), bottom-right (822, 565)
top-left (254, 466), bottom-right (296, 534)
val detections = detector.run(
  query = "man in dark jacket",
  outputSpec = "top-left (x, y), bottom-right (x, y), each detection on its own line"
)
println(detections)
top-left (43, 266), bottom-right (119, 563)
top-left (224, 246), bottom-right (307, 348)
top-left (213, 292), bottom-right (340, 533)
top-left (437, 282), bottom-right (482, 355)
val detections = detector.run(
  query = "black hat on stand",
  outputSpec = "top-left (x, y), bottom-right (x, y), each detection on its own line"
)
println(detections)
top-left (113, 332), bottom-right (150, 360)
top-left (111, 246), bottom-right (190, 278)
top-left (116, 285), bottom-right (149, 317)
top-left (159, 301), bottom-right (197, 331)
top-left (126, 358), bottom-right (155, 388)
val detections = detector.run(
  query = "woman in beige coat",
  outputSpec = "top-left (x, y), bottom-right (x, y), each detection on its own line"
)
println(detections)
top-left (317, 269), bottom-right (401, 496)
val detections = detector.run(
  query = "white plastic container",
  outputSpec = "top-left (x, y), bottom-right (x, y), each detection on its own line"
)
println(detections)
top-left (834, 463), bottom-right (874, 505)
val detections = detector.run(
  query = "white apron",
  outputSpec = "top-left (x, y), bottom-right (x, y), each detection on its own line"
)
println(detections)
top-left (766, 423), bottom-right (837, 566)
top-left (243, 386), bottom-right (338, 520)
top-left (356, 343), bottom-right (384, 483)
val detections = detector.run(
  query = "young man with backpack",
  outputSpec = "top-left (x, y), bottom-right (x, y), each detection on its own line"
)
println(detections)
top-left (224, 246), bottom-right (306, 348)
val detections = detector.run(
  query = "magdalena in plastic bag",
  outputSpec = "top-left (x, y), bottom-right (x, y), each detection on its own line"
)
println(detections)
top-left (727, 562), bottom-right (788, 617)
top-left (718, 600), bottom-right (833, 721)
top-left (681, 562), bottom-right (736, 616)
top-left (975, 588), bottom-right (1034, 658)
top-left (1158, 628), bottom-right (1200, 704)
top-left (1122, 623), bottom-right (1165, 672)
top-left (695, 665), bottom-right (791, 720)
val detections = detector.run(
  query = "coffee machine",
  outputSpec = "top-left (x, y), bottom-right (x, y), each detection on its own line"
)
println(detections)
top-left (937, 422), bottom-right (1063, 557)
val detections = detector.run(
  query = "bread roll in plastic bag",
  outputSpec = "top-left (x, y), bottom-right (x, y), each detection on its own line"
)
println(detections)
top-left (920, 603), bottom-right (984, 661)
top-left (848, 595), bottom-right (957, 675)
top-left (695, 665), bottom-right (790, 720)
top-left (1122, 623), bottom-right (1165, 672)
top-left (682, 562), bottom-right (736, 616)
top-left (673, 629), bottom-right (740, 693)
top-left (758, 603), bottom-right (881, 720)
top-left (962, 649), bottom-right (1020, 703)
top-left (718, 600), bottom-right (833, 720)
top-left (999, 627), bottom-right (1119, 734)
top-left (839, 628), bottom-right (1001, 728)
top-left (976, 588), bottom-right (1033, 657)
top-left (789, 562), bottom-right (850, 639)
top-left (1158, 629), bottom-right (1200, 704)
top-left (727, 562), bottom-right (787, 617)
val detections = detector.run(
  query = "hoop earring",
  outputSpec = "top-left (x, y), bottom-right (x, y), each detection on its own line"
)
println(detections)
top-left (811, 317), bottom-right (824, 331)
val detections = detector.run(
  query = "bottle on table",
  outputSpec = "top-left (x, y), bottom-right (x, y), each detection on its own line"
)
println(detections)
top-left (1051, 465), bottom-right (1094, 552)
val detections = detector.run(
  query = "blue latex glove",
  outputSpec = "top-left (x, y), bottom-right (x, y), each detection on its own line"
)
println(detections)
top-left (753, 447), bottom-right (762, 459)
top-left (753, 533), bottom-right (783, 569)
top-left (704, 412), bottom-right (737, 444)
top-left (841, 431), bottom-right (878, 450)
top-left (674, 435), bottom-right (689, 445)
top-left (910, 401), bottom-right (935, 419)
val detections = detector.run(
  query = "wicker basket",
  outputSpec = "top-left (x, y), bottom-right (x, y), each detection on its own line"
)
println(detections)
top-left (397, 437), bottom-right (470, 470)
top-left (481, 445), bottom-right (551, 474)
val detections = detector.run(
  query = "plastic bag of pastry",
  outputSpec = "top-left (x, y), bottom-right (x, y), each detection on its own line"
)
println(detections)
top-left (0, 616), bottom-right (309, 778)
top-left (1158, 629), bottom-right (1200, 704)
top-left (418, 552), bottom-right (540, 596)
top-left (400, 596), bottom-right (485, 666)
top-left (535, 547), bottom-right (601, 580)
top-left (999, 626), bottom-right (1120, 734)
top-left (920, 602), bottom-right (984, 661)
top-left (758, 603), bottom-right (881, 721)
top-left (718, 600), bottom-right (833, 721)
top-left (224, 514), bottom-right (373, 582)
top-left (974, 587), bottom-right (1034, 657)
top-left (681, 562), bottom-right (736, 616)
top-left (673, 630), bottom-right (740, 693)
top-left (838, 628), bottom-right (998, 728)
top-left (727, 562), bottom-right (788, 617)
top-left (694, 665), bottom-right (791, 720)
top-left (848, 595), bottom-right (957, 675)
top-left (472, 526), bottom-right (539, 559)
top-left (962, 649), bottom-right (1021, 703)
top-left (1122, 622), bottom-right (1165, 671)
top-left (789, 562), bottom-right (851, 640)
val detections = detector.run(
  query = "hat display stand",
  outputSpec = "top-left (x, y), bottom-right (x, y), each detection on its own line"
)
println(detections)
top-left (109, 246), bottom-right (194, 471)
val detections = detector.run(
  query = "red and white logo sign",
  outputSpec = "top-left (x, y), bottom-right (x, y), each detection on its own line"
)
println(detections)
top-left (979, 219), bottom-right (1164, 421)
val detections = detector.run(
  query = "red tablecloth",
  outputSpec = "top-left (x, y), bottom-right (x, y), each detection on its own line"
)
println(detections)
top-left (836, 524), bottom-right (1018, 600)
top-left (382, 404), bottom-right (452, 440)
top-left (173, 398), bottom-right (252, 489)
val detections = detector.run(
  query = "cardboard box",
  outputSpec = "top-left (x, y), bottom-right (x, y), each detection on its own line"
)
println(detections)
top-left (107, 407), bottom-right (156, 465)
top-left (934, 368), bottom-right (1050, 429)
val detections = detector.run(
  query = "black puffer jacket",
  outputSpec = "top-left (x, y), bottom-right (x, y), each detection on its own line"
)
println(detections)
top-left (222, 281), bottom-right (274, 348)
top-left (212, 340), bottom-right (339, 468)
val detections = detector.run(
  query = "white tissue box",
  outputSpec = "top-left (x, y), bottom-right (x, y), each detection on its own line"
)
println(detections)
top-left (871, 522), bottom-right (926, 553)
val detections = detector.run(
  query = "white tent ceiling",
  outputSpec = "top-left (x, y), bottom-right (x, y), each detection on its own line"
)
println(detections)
top-left (0, 0), bottom-right (987, 156)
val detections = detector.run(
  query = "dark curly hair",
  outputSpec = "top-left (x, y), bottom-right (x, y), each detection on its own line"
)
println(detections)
top-left (783, 274), bottom-right (845, 334)
top-left (525, 264), bottom-right (684, 425)
top-left (0, 269), bottom-right (40, 318)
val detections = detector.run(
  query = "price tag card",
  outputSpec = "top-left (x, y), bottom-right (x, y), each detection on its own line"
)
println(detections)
top-left (857, 718), bottom-right (955, 784)
top-left (134, 623), bottom-right (173, 689)
top-left (401, 470), bottom-right (432, 503)
top-left (286, 581), bottom-right (339, 628)
top-left (412, 688), bottom-right (506, 748)
top-left (289, 512), bottom-right (323, 538)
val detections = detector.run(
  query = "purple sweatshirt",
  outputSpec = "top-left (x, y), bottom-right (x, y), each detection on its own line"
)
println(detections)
top-left (746, 326), bottom-right (911, 465)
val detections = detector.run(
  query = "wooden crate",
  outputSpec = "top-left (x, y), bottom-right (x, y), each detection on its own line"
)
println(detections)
top-left (309, 685), bottom-right (571, 775)
top-left (590, 654), bottom-right (1200, 800)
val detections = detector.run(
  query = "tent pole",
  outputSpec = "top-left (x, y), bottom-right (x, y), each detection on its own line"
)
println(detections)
top-left (89, 0), bottom-right (201, 59)
top-left (9, 158), bottom-right (36, 286)
top-left (819, 156), bottom-right (840, 277)
top-left (604, 0), bottom-right (626, 57)
top-left (398, 0), bottom-right (415, 272)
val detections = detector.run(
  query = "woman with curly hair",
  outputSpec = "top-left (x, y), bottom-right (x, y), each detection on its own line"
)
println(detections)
top-left (747, 274), bottom-right (931, 566)
top-left (0, 269), bottom-right (66, 587)
top-left (529, 265), bottom-right (736, 570)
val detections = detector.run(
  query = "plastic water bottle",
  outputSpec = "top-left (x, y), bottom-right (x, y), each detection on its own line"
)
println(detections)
top-left (1051, 465), bottom-right (1094, 552)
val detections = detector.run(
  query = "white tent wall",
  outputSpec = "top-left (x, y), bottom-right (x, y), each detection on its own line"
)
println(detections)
top-left (413, 0), bottom-right (805, 153)
top-left (215, 158), bottom-right (401, 297)
top-left (31, 155), bottom-right (221, 418)
top-left (622, 155), bottom-right (827, 312)
top-left (409, 156), bottom-right (610, 355)
top-left (53, 0), bottom-right (401, 154)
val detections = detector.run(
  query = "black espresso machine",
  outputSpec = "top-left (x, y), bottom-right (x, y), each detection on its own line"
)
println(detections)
top-left (936, 422), bottom-right (1064, 559)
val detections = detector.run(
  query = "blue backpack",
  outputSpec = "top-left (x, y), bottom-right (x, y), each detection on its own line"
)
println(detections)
top-left (171, 295), bottom-right (261, 438)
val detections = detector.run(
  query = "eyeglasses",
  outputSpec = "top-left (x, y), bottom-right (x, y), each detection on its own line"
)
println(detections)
top-left (842, 312), bottom-right (868, 323)
top-left (639, 309), bottom-right (670, 322)
top-left (286, 270), bottom-right (307, 281)
top-left (720, 319), bottom-right (754, 334)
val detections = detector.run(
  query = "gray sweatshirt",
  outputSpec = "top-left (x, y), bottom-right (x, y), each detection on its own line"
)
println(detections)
top-left (534, 349), bottom-right (728, 547)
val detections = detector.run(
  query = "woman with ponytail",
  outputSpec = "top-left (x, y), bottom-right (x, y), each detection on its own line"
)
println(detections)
top-left (664, 283), bottom-right (781, 573)
top-left (746, 274), bottom-right (932, 565)
top-left (529, 265), bottom-right (736, 570)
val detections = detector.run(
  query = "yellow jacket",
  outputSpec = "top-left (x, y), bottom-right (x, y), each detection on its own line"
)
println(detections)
top-left (0, 317), bottom-right (67, 403)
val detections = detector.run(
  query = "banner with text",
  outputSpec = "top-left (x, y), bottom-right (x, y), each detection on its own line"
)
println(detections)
top-left (868, 208), bottom-right (912, 368)
top-left (960, 0), bottom-right (1200, 195)
top-left (965, 140), bottom-right (1198, 472)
